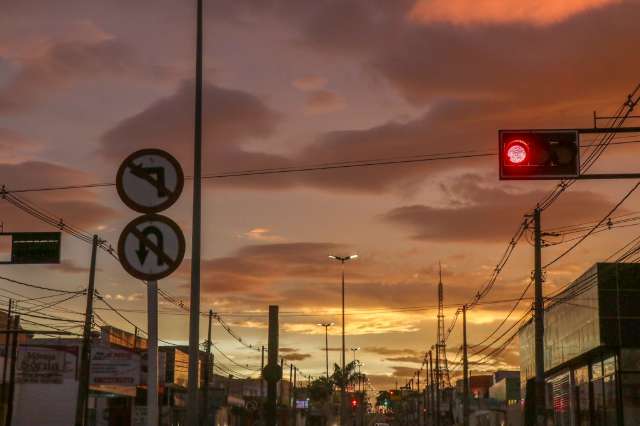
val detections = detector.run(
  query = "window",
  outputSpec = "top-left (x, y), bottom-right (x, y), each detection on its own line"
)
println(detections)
top-left (622, 373), bottom-right (640, 426)
top-left (574, 366), bottom-right (590, 426)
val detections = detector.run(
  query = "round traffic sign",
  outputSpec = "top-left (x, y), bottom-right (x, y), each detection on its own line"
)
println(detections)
top-left (116, 149), bottom-right (184, 214)
top-left (262, 364), bottom-right (283, 382)
top-left (118, 214), bottom-right (186, 281)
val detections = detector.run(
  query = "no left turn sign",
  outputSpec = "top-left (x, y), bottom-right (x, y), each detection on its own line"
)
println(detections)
top-left (116, 149), bottom-right (184, 214)
top-left (118, 214), bottom-right (186, 281)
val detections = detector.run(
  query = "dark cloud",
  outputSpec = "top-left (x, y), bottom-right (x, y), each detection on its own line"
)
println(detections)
top-left (99, 81), bottom-right (296, 188)
top-left (385, 356), bottom-right (424, 364)
top-left (181, 242), bottom-right (345, 295)
top-left (0, 38), bottom-right (173, 113)
top-left (364, 347), bottom-right (422, 356)
top-left (0, 161), bottom-right (119, 231)
top-left (382, 173), bottom-right (615, 242)
top-left (283, 352), bottom-right (312, 361)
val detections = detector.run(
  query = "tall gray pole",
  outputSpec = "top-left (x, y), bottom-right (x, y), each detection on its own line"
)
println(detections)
top-left (147, 280), bottom-right (159, 426)
top-left (534, 208), bottom-right (545, 425)
top-left (187, 0), bottom-right (204, 423)
top-left (74, 234), bottom-right (98, 426)
top-left (462, 305), bottom-right (469, 426)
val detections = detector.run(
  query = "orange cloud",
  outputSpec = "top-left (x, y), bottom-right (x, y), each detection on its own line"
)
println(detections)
top-left (409, 0), bottom-right (621, 26)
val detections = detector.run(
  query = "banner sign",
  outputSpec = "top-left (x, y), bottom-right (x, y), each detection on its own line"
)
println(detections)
top-left (0, 232), bottom-right (61, 264)
top-left (16, 347), bottom-right (65, 384)
top-left (90, 347), bottom-right (140, 386)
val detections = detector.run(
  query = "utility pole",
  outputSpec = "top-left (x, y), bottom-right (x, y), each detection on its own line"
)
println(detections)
top-left (148, 280), bottom-right (159, 426)
top-left (533, 207), bottom-right (545, 425)
top-left (423, 357), bottom-right (428, 426)
top-left (264, 306), bottom-right (280, 426)
top-left (75, 234), bottom-right (98, 426)
top-left (280, 357), bottom-right (284, 406)
top-left (187, 0), bottom-right (204, 422)
top-left (202, 309), bottom-right (213, 426)
top-left (462, 305), bottom-right (469, 426)
top-left (261, 346), bottom-right (265, 398)
top-left (434, 345), bottom-right (440, 426)
top-left (2, 300), bottom-right (12, 385)
top-left (429, 351), bottom-right (435, 426)
top-left (5, 315), bottom-right (18, 426)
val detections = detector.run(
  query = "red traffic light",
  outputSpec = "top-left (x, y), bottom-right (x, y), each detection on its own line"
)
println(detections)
top-left (499, 130), bottom-right (579, 180)
top-left (351, 399), bottom-right (358, 408)
top-left (505, 140), bottom-right (528, 164)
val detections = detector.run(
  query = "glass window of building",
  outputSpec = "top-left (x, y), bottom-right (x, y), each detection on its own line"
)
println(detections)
top-left (622, 373), bottom-right (640, 426)
top-left (574, 366), bottom-right (590, 426)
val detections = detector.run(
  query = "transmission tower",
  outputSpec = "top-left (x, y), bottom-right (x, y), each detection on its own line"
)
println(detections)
top-left (435, 262), bottom-right (451, 389)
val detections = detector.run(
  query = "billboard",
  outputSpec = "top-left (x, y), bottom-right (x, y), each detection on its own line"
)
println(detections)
top-left (16, 347), bottom-right (65, 384)
top-left (90, 346), bottom-right (141, 386)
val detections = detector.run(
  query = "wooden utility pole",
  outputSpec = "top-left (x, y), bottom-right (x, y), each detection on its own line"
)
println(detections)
top-left (74, 234), bottom-right (98, 426)
top-left (462, 305), bottom-right (469, 426)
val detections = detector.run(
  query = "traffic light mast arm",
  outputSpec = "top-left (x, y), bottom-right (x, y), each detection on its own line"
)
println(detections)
top-left (576, 173), bottom-right (640, 179)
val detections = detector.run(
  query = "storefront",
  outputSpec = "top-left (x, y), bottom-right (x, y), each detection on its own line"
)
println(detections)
top-left (519, 262), bottom-right (640, 426)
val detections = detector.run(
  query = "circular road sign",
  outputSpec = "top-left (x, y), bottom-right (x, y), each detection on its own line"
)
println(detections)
top-left (116, 149), bottom-right (184, 214)
top-left (118, 214), bottom-right (185, 281)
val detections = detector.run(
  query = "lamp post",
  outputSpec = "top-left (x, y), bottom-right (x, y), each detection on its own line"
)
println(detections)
top-left (350, 347), bottom-right (360, 364)
top-left (329, 253), bottom-right (358, 426)
top-left (318, 322), bottom-right (335, 379)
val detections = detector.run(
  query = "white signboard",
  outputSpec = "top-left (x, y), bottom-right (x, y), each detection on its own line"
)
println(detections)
top-left (16, 347), bottom-right (64, 384)
top-left (118, 214), bottom-right (185, 281)
top-left (90, 346), bottom-right (140, 386)
top-left (116, 149), bottom-right (184, 214)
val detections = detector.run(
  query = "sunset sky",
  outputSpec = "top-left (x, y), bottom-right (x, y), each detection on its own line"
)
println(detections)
top-left (2, 0), bottom-right (640, 390)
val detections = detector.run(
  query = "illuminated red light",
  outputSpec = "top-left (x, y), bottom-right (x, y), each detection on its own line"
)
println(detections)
top-left (506, 140), bottom-right (528, 164)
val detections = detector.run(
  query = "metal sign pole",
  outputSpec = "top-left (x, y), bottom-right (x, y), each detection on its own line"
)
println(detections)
top-left (147, 280), bottom-right (159, 426)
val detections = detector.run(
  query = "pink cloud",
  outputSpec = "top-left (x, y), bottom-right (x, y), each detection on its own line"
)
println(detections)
top-left (409, 0), bottom-right (621, 26)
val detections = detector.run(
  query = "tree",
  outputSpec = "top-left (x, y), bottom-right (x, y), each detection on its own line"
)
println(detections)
top-left (309, 376), bottom-right (334, 404)
top-left (331, 361), bottom-right (358, 390)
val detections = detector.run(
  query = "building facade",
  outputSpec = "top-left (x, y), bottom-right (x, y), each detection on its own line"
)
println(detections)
top-left (519, 262), bottom-right (640, 426)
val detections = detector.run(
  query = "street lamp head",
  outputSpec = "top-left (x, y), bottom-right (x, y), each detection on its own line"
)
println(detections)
top-left (329, 254), bottom-right (359, 263)
top-left (318, 322), bottom-right (335, 327)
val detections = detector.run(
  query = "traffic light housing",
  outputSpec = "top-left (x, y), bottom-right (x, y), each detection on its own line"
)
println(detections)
top-left (499, 130), bottom-right (580, 180)
top-left (351, 398), bottom-right (358, 410)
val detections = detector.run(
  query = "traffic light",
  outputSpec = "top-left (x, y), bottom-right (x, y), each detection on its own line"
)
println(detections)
top-left (351, 398), bottom-right (358, 409)
top-left (499, 130), bottom-right (580, 180)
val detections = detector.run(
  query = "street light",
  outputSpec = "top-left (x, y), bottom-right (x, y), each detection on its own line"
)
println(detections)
top-left (317, 322), bottom-right (335, 379)
top-left (350, 347), bottom-right (360, 364)
top-left (329, 253), bottom-right (358, 426)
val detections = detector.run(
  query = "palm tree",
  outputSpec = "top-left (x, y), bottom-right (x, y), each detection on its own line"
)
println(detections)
top-left (331, 360), bottom-right (359, 390)
top-left (309, 376), bottom-right (334, 404)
